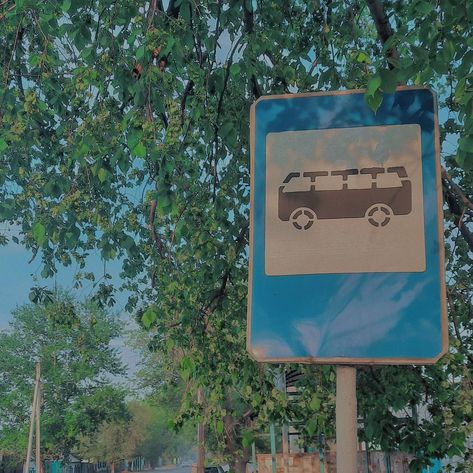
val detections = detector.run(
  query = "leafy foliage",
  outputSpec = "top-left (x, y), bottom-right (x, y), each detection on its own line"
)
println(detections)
top-left (0, 295), bottom-right (126, 459)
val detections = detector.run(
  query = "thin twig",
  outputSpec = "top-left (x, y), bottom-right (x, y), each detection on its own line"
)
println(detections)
top-left (180, 80), bottom-right (194, 126)
top-left (147, 0), bottom-right (158, 30)
top-left (148, 199), bottom-right (165, 258)
top-left (204, 222), bottom-right (249, 314)
top-left (0, 3), bottom-right (15, 21)
top-left (3, 20), bottom-right (22, 84)
top-left (446, 288), bottom-right (473, 365)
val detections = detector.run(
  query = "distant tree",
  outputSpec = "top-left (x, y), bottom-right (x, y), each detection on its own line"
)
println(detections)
top-left (0, 294), bottom-right (127, 460)
top-left (78, 400), bottom-right (194, 470)
top-left (79, 420), bottom-right (137, 473)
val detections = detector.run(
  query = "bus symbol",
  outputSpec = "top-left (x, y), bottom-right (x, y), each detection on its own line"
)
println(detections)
top-left (278, 166), bottom-right (412, 230)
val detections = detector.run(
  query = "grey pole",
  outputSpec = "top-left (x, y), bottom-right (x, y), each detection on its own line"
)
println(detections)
top-left (270, 424), bottom-right (277, 473)
top-left (336, 366), bottom-right (357, 473)
top-left (24, 362), bottom-right (40, 473)
top-left (251, 442), bottom-right (257, 473)
top-left (196, 389), bottom-right (205, 473)
top-left (35, 364), bottom-right (41, 473)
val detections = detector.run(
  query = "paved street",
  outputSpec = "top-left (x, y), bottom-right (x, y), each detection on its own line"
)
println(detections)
top-left (152, 465), bottom-right (192, 473)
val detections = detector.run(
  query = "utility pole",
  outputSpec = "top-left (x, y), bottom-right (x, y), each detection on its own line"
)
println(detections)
top-left (24, 362), bottom-right (41, 473)
top-left (35, 363), bottom-right (42, 473)
top-left (196, 389), bottom-right (205, 473)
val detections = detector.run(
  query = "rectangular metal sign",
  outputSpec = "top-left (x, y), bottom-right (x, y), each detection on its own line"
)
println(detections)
top-left (247, 87), bottom-right (447, 364)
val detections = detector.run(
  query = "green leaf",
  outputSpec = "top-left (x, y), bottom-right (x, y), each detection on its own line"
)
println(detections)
top-left (365, 89), bottom-right (383, 113)
top-left (456, 149), bottom-right (473, 169)
top-left (28, 55), bottom-right (41, 66)
top-left (98, 168), bottom-right (109, 183)
top-left (242, 430), bottom-right (253, 448)
top-left (122, 236), bottom-right (135, 250)
top-left (101, 242), bottom-right (116, 260)
top-left (458, 136), bottom-right (473, 153)
top-left (356, 51), bottom-right (370, 64)
top-left (180, 355), bottom-right (193, 371)
top-left (415, 1), bottom-right (434, 15)
top-left (0, 138), bottom-right (8, 152)
top-left (136, 45), bottom-right (145, 61)
top-left (142, 307), bottom-right (157, 328)
top-left (379, 69), bottom-right (397, 93)
top-left (366, 74), bottom-right (381, 97)
top-left (162, 37), bottom-right (176, 56)
top-left (230, 63), bottom-right (241, 78)
top-left (127, 128), bottom-right (143, 150)
top-left (309, 394), bottom-right (321, 411)
top-left (219, 121), bottom-right (234, 140)
top-left (216, 419), bottom-right (224, 434)
top-left (306, 419), bottom-right (318, 436)
top-left (61, 0), bottom-right (71, 12)
top-left (157, 194), bottom-right (171, 216)
top-left (32, 222), bottom-right (47, 246)
top-left (132, 142), bottom-right (146, 158)
top-left (180, 355), bottom-right (195, 380)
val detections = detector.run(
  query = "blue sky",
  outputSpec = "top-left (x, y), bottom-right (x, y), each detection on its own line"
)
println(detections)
top-left (0, 234), bottom-right (127, 328)
top-left (0, 236), bottom-right (37, 329)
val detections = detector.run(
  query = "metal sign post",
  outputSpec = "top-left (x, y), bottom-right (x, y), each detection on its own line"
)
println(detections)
top-left (247, 87), bottom-right (447, 473)
top-left (336, 367), bottom-right (357, 473)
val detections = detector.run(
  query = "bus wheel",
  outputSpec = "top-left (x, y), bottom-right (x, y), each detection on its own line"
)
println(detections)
top-left (366, 204), bottom-right (392, 227)
top-left (290, 208), bottom-right (316, 230)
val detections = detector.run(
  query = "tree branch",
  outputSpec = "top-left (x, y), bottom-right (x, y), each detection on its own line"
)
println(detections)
top-left (442, 167), bottom-right (473, 213)
top-left (366, 0), bottom-right (399, 68)
top-left (148, 199), bottom-right (165, 258)
top-left (243, 2), bottom-right (262, 99)
top-left (0, 3), bottom-right (15, 22)
top-left (180, 80), bottom-right (194, 126)
top-left (167, 0), bottom-right (180, 18)
top-left (442, 167), bottom-right (473, 253)
top-left (367, 1), bottom-right (473, 253)
top-left (456, 218), bottom-right (473, 253)
top-left (210, 34), bottom-right (245, 200)
top-left (251, 76), bottom-right (262, 99)
top-left (446, 289), bottom-right (473, 365)
top-left (3, 23), bottom-right (23, 85)
top-left (204, 222), bottom-right (249, 314)
top-left (147, 0), bottom-right (158, 29)
top-left (189, 4), bottom-right (204, 67)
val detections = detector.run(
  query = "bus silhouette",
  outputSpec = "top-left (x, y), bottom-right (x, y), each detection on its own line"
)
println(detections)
top-left (278, 166), bottom-right (412, 230)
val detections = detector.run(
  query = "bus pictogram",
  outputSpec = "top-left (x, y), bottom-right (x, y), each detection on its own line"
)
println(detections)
top-left (278, 166), bottom-right (412, 230)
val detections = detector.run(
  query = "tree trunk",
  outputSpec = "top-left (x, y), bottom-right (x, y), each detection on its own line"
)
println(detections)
top-left (233, 454), bottom-right (250, 473)
top-left (110, 463), bottom-right (115, 473)
top-left (223, 391), bottom-right (251, 473)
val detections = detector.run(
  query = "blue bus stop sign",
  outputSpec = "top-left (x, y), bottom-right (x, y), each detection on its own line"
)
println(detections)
top-left (247, 87), bottom-right (447, 364)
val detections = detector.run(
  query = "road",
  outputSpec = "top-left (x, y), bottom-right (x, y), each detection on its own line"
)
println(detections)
top-left (152, 465), bottom-right (192, 473)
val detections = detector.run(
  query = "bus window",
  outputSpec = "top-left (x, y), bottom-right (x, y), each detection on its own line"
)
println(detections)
top-left (376, 172), bottom-right (402, 188)
top-left (315, 174), bottom-right (344, 191)
top-left (346, 173), bottom-right (372, 189)
top-left (282, 175), bottom-right (312, 192)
